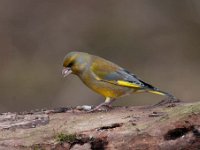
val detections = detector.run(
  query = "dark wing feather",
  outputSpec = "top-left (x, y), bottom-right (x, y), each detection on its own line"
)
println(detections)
top-left (121, 69), bottom-right (157, 90)
top-left (90, 57), bottom-right (155, 89)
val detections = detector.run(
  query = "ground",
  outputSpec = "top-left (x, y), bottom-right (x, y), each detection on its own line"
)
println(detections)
top-left (0, 101), bottom-right (200, 150)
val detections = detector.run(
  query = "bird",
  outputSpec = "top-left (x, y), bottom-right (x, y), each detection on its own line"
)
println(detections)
top-left (62, 51), bottom-right (177, 111)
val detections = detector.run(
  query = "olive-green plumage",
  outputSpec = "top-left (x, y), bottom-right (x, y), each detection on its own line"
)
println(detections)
top-left (62, 51), bottom-right (174, 111)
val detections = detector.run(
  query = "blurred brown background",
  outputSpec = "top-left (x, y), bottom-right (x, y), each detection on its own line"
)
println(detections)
top-left (0, 0), bottom-right (200, 113)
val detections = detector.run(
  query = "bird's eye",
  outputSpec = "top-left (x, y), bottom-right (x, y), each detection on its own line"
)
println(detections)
top-left (67, 62), bottom-right (74, 68)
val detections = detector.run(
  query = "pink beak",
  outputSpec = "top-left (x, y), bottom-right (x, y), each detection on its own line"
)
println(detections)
top-left (62, 67), bottom-right (72, 77)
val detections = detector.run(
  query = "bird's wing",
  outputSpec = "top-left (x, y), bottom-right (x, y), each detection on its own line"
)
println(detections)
top-left (90, 59), bottom-right (155, 89)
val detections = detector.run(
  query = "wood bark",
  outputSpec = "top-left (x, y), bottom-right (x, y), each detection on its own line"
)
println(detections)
top-left (0, 101), bottom-right (200, 150)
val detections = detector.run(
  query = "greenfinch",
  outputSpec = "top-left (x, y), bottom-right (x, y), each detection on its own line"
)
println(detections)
top-left (62, 51), bottom-right (176, 111)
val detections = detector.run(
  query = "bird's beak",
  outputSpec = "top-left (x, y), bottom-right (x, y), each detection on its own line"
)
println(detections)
top-left (62, 67), bottom-right (72, 77)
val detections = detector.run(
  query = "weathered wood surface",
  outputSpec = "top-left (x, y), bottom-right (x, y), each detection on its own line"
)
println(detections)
top-left (0, 101), bottom-right (200, 150)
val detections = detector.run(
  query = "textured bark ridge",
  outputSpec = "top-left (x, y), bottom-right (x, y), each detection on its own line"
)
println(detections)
top-left (0, 101), bottom-right (200, 150)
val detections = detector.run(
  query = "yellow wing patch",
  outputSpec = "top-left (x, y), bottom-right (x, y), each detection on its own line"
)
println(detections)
top-left (117, 80), bottom-right (141, 88)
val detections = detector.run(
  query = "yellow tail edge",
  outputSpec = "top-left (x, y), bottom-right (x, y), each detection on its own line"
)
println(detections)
top-left (148, 90), bottom-right (166, 96)
top-left (149, 90), bottom-right (177, 99)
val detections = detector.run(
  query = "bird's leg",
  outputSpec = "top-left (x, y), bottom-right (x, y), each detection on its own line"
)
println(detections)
top-left (88, 97), bottom-right (115, 112)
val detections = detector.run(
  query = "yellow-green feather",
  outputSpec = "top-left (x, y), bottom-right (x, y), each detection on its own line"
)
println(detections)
top-left (117, 80), bottom-right (141, 88)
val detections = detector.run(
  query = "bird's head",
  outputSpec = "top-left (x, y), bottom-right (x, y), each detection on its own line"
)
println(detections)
top-left (62, 51), bottom-right (89, 77)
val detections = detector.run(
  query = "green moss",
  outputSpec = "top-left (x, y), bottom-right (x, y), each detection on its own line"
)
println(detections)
top-left (32, 144), bottom-right (45, 150)
top-left (56, 133), bottom-right (77, 143)
top-left (167, 102), bottom-right (200, 118)
top-left (154, 102), bottom-right (200, 123)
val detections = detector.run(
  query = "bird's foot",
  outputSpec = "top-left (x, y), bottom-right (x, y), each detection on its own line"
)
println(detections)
top-left (149, 97), bottom-right (181, 108)
top-left (87, 98), bottom-right (115, 113)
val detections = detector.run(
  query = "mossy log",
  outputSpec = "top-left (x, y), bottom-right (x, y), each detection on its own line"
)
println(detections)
top-left (0, 101), bottom-right (200, 150)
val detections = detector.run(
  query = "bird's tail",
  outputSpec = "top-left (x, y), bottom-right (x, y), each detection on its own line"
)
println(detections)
top-left (136, 79), bottom-right (176, 99)
top-left (148, 89), bottom-right (176, 99)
